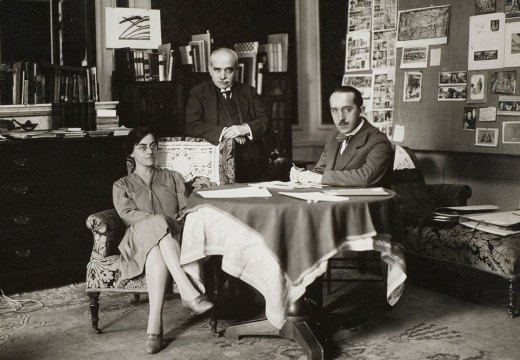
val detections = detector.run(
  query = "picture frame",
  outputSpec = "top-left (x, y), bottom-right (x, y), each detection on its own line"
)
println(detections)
top-left (345, 31), bottom-right (371, 72)
top-left (463, 107), bottom-right (478, 130)
top-left (491, 70), bottom-right (517, 94)
top-left (475, 128), bottom-right (498, 147)
top-left (504, 22), bottom-right (520, 67)
top-left (403, 71), bottom-right (422, 102)
top-left (105, 7), bottom-right (162, 49)
top-left (475, 0), bottom-right (496, 15)
top-left (502, 121), bottom-right (520, 143)
top-left (467, 72), bottom-right (487, 103)
top-left (397, 5), bottom-right (450, 47)
top-left (497, 95), bottom-right (520, 116)
top-left (342, 73), bottom-right (373, 110)
top-left (505, 0), bottom-right (520, 19)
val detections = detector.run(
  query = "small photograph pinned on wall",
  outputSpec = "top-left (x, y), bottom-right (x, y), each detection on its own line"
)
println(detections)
top-left (502, 121), bottom-right (520, 143)
top-left (475, 0), bottom-right (496, 15)
top-left (463, 107), bottom-right (478, 130)
top-left (467, 72), bottom-right (487, 103)
top-left (400, 46), bottom-right (428, 68)
top-left (403, 71), bottom-right (422, 102)
top-left (439, 71), bottom-right (468, 86)
top-left (505, 0), bottom-right (520, 18)
top-left (497, 95), bottom-right (520, 116)
top-left (490, 70), bottom-right (517, 94)
top-left (438, 86), bottom-right (467, 101)
top-left (475, 128), bottom-right (498, 147)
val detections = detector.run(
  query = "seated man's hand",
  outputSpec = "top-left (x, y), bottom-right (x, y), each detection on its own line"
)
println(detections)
top-left (298, 170), bottom-right (323, 184)
top-left (290, 167), bottom-right (302, 182)
top-left (222, 125), bottom-right (250, 139)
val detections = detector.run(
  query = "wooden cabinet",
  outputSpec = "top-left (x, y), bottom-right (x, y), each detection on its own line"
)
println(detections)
top-left (0, 136), bottom-right (126, 293)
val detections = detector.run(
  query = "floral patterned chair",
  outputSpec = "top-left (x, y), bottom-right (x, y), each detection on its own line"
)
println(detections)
top-left (392, 146), bottom-right (520, 318)
top-left (85, 137), bottom-right (234, 333)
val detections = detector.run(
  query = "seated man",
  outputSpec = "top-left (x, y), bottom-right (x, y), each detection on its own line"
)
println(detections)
top-left (290, 86), bottom-right (392, 187)
top-left (184, 47), bottom-right (271, 183)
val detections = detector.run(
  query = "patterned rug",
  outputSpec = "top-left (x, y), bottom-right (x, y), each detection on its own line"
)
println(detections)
top-left (1, 282), bottom-right (519, 360)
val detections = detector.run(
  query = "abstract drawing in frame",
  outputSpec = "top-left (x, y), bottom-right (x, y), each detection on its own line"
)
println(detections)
top-left (502, 121), bottom-right (520, 143)
top-left (475, 0), bottom-right (496, 15)
top-left (475, 128), bottom-right (498, 147)
top-left (105, 7), bottom-right (162, 49)
top-left (403, 71), bottom-right (422, 102)
top-left (397, 5), bottom-right (450, 47)
top-left (490, 70), bottom-right (517, 95)
top-left (467, 72), bottom-right (487, 104)
top-left (505, 0), bottom-right (520, 19)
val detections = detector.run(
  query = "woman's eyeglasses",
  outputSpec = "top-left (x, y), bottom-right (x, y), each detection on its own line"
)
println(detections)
top-left (135, 142), bottom-right (158, 152)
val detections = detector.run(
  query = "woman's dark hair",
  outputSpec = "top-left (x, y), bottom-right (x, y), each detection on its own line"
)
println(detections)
top-left (124, 127), bottom-right (154, 156)
top-left (331, 86), bottom-right (364, 109)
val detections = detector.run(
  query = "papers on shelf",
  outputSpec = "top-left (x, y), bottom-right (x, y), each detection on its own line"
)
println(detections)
top-left (323, 187), bottom-right (389, 196)
top-left (197, 187), bottom-right (272, 198)
top-left (434, 205), bottom-right (499, 217)
top-left (248, 181), bottom-right (326, 190)
top-left (278, 192), bottom-right (350, 202)
top-left (459, 211), bottom-right (520, 236)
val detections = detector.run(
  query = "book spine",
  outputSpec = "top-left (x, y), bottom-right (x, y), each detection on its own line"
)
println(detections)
top-left (158, 54), bottom-right (165, 81)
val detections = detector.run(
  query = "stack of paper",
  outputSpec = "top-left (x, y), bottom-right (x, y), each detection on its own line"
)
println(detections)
top-left (323, 187), bottom-right (389, 196)
top-left (248, 181), bottom-right (326, 190)
top-left (279, 192), bottom-right (349, 202)
top-left (460, 211), bottom-right (520, 236)
top-left (197, 187), bottom-right (272, 199)
top-left (434, 205), bottom-right (499, 217)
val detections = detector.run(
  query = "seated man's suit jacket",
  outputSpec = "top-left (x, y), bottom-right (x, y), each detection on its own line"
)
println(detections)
top-left (314, 120), bottom-right (393, 187)
top-left (184, 80), bottom-right (270, 181)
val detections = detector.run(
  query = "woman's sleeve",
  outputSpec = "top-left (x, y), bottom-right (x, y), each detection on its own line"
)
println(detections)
top-left (113, 180), bottom-right (150, 225)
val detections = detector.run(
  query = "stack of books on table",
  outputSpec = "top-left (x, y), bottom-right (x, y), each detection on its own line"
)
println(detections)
top-left (53, 128), bottom-right (86, 137)
top-left (112, 126), bottom-right (132, 136)
top-left (459, 210), bottom-right (520, 236)
top-left (5, 130), bottom-right (59, 139)
top-left (96, 108), bottom-right (119, 130)
top-left (432, 205), bottom-right (499, 223)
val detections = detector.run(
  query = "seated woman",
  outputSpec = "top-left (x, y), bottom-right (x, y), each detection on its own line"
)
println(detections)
top-left (113, 127), bottom-right (213, 354)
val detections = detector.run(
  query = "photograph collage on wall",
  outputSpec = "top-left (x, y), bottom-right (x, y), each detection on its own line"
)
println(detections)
top-left (344, 0), bottom-right (398, 138)
top-left (438, 71), bottom-right (468, 101)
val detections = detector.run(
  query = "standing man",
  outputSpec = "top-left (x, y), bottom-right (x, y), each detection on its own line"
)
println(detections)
top-left (290, 86), bottom-right (393, 187)
top-left (184, 48), bottom-right (271, 182)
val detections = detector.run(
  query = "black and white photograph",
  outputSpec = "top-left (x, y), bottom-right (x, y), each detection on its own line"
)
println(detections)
top-left (491, 70), bottom-right (517, 94)
top-left (475, 0), bottom-right (496, 15)
top-left (468, 72), bottom-right (487, 103)
top-left (2, 1), bottom-right (520, 360)
top-left (438, 86), bottom-right (467, 101)
top-left (463, 106), bottom-right (478, 129)
top-left (475, 128), bottom-right (498, 146)
top-left (403, 71), bottom-right (422, 102)
top-left (502, 121), bottom-right (520, 143)
top-left (439, 71), bottom-right (468, 86)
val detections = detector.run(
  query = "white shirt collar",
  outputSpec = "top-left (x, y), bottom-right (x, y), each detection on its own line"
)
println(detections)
top-left (344, 118), bottom-right (364, 137)
top-left (220, 85), bottom-right (233, 92)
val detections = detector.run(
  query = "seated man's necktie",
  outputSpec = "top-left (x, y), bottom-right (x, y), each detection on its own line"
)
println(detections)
top-left (221, 88), bottom-right (232, 100)
top-left (336, 134), bottom-right (353, 155)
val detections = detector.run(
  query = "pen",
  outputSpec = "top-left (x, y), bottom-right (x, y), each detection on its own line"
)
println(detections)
top-left (292, 163), bottom-right (305, 172)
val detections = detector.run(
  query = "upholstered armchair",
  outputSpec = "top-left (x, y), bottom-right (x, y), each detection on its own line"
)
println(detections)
top-left (86, 138), bottom-right (234, 333)
top-left (391, 146), bottom-right (520, 318)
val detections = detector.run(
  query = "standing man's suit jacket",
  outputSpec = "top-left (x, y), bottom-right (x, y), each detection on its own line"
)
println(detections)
top-left (313, 120), bottom-right (393, 187)
top-left (184, 80), bottom-right (270, 178)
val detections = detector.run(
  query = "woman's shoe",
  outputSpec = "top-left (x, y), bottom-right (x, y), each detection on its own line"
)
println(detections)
top-left (146, 333), bottom-right (162, 354)
top-left (182, 295), bottom-right (214, 315)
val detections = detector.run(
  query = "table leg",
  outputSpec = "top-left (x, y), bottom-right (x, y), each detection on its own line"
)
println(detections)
top-left (224, 277), bottom-right (325, 360)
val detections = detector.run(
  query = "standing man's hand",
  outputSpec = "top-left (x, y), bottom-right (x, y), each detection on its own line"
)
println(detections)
top-left (235, 136), bottom-right (247, 145)
top-left (222, 125), bottom-right (250, 139)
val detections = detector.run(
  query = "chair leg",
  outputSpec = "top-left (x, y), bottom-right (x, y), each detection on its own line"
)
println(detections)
top-left (326, 261), bottom-right (332, 295)
top-left (88, 291), bottom-right (101, 334)
top-left (507, 279), bottom-right (517, 319)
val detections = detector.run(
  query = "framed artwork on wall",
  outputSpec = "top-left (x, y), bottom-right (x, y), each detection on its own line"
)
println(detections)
top-left (105, 7), bottom-right (162, 49)
top-left (397, 5), bottom-right (450, 47)
top-left (403, 71), bottom-right (422, 102)
top-left (502, 121), bottom-right (520, 143)
top-left (467, 72), bottom-right (487, 103)
top-left (475, 0), bottom-right (496, 15)
top-left (475, 128), bottom-right (498, 147)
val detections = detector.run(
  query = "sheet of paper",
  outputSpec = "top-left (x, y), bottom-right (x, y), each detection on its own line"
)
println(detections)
top-left (323, 187), bottom-right (389, 196)
top-left (248, 181), bottom-right (326, 189)
top-left (479, 107), bottom-right (496, 122)
top-left (197, 187), bottom-right (272, 198)
top-left (430, 48), bottom-right (441, 66)
top-left (278, 192), bottom-right (350, 202)
top-left (392, 124), bottom-right (405, 142)
top-left (468, 13), bottom-right (505, 70)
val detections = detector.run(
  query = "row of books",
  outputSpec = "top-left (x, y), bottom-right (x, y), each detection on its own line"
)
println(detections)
top-left (0, 62), bottom-right (99, 105)
top-left (179, 32), bottom-right (212, 73)
top-left (4, 126), bottom-right (132, 140)
top-left (114, 43), bottom-right (175, 82)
